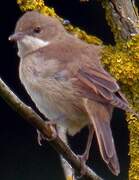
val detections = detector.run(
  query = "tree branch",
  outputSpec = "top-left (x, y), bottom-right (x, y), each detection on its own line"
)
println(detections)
top-left (0, 77), bottom-right (102, 180)
top-left (102, 0), bottom-right (139, 41)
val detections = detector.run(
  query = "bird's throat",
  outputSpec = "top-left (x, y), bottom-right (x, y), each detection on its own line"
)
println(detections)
top-left (17, 35), bottom-right (50, 58)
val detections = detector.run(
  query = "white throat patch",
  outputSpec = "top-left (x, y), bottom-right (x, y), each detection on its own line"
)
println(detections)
top-left (21, 35), bottom-right (50, 48)
top-left (17, 35), bottom-right (50, 57)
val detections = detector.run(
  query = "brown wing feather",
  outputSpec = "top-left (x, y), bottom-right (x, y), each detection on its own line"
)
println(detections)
top-left (83, 98), bottom-right (120, 176)
top-left (75, 66), bottom-right (129, 111)
top-left (78, 65), bottom-right (120, 92)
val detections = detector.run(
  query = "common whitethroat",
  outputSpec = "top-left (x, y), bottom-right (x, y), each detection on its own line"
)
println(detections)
top-left (9, 11), bottom-right (134, 176)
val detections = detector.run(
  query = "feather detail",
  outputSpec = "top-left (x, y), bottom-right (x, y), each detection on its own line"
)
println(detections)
top-left (75, 66), bottom-right (130, 112)
top-left (78, 66), bottom-right (119, 93)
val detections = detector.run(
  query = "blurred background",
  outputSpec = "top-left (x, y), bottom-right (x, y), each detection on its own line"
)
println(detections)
top-left (0, 0), bottom-right (138, 179)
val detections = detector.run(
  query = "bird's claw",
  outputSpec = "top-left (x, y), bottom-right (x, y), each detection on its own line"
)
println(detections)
top-left (75, 154), bottom-right (88, 179)
top-left (37, 121), bottom-right (57, 145)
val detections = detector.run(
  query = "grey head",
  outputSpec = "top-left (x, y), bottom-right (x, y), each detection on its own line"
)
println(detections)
top-left (9, 11), bottom-right (66, 57)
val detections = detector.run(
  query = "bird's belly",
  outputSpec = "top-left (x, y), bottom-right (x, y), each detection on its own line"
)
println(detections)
top-left (29, 88), bottom-right (88, 135)
top-left (21, 76), bottom-right (88, 135)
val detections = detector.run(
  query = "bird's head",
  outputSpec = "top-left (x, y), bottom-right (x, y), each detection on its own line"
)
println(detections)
top-left (9, 11), bottom-right (66, 57)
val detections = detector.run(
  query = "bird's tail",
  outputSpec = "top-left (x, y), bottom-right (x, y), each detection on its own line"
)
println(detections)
top-left (83, 98), bottom-right (120, 176)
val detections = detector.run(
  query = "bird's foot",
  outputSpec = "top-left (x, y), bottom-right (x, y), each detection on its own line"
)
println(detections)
top-left (37, 121), bottom-right (57, 146)
top-left (76, 153), bottom-right (88, 178)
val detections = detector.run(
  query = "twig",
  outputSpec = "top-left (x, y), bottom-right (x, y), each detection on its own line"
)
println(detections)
top-left (0, 77), bottom-right (102, 180)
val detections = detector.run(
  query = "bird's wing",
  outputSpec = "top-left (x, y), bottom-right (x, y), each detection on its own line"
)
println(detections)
top-left (76, 65), bottom-right (119, 99)
top-left (73, 65), bottom-right (129, 109)
top-left (83, 98), bottom-right (120, 175)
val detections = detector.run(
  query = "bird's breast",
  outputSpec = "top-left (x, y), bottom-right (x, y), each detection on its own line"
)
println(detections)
top-left (19, 59), bottom-right (88, 135)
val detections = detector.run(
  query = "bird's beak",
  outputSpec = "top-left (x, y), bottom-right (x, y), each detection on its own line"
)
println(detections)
top-left (9, 32), bottom-right (25, 42)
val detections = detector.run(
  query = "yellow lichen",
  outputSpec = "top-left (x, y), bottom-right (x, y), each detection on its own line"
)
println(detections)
top-left (17, 0), bottom-right (139, 179)
top-left (16, 0), bottom-right (102, 45)
top-left (17, 0), bottom-right (45, 11)
top-left (102, 35), bottom-right (139, 179)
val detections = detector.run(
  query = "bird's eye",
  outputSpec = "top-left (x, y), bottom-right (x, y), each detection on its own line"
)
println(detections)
top-left (33, 26), bottom-right (41, 33)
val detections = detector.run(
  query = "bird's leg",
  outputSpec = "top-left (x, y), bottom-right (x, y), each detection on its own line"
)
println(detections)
top-left (78, 124), bottom-right (94, 176)
top-left (37, 121), bottom-right (57, 145)
top-left (37, 114), bottom-right (66, 145)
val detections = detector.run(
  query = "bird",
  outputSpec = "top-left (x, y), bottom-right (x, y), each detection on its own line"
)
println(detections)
top-left (9, 11), bottom-right (132, 176)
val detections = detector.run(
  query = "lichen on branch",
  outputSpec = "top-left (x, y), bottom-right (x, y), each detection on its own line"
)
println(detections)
top-left (102, 0), bottom-right (139, 42)
top-left (101, 1), bottom-right (139, 179)
top-left (102, 36), bottom-right (139, 179)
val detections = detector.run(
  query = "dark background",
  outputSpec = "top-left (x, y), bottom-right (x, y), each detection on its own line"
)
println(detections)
top-left (1, 0), bottom-right (138, 180)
